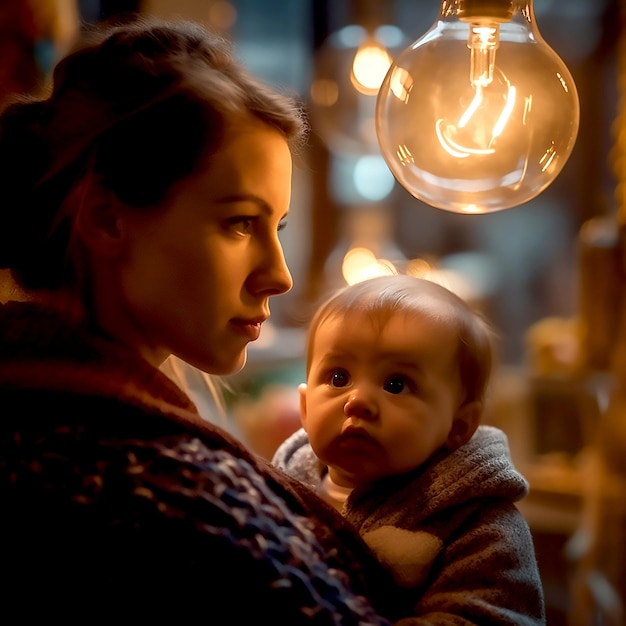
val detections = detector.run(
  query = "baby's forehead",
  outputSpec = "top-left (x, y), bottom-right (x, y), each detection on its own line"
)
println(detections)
top-left (328, 293), bottom-right (460, 326)
top-left (313, 308), bottom-right (459, 353)
top-left (307, 293), bottom-right (466, 373)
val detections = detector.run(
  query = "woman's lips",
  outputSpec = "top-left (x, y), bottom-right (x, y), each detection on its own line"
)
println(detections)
top-left (231, 318), bottom-right (265, 341)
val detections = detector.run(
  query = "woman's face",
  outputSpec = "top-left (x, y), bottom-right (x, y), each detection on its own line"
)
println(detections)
top-left (99, 119), bottom-right (294, 374)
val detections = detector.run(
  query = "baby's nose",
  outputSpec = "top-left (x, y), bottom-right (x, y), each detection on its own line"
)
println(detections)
top-left (343, 393), bottom-right (377, 420)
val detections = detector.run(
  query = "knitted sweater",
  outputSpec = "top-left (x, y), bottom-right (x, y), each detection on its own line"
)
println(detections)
top-left (273, 426), bottom-right (546, 625)
top-left (0, 300), bottom-right (397, 624)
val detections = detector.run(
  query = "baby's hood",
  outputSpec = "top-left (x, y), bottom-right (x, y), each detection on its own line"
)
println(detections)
top-left (272, 427), bottom-right (326, 490)
top-left (347, 425), bottom-right (529, 529)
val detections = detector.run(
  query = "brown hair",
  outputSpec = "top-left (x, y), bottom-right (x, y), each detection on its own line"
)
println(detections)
top-left (0, 16), bottom-right (308, 292)
top-left (306, 275), bottom-right (495, 405)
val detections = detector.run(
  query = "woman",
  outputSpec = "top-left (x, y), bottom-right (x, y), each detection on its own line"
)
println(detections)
top-left (0, 16), bottom-right (395, 623)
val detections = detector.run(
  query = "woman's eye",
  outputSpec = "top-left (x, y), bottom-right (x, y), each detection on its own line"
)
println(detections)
top-left (384, 375), bottom-right (408, 395)
top-left (330, 370), bottom-right (350, 388)
top-left (227, 217), bottom-right (255, 235)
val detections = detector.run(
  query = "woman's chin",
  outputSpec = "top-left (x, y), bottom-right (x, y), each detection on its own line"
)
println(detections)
top-left (222, 349), bottom-right (247, 376)
top-left (233, 351), bottom-right (248, 373)
top-left (170, 348), bottom-right (248, 377)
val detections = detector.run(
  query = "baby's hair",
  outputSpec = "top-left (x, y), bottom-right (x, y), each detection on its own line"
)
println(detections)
top-left (306, 275), bottom-right (496, 405)
top-left (0, 16), bottom-right (308, 292)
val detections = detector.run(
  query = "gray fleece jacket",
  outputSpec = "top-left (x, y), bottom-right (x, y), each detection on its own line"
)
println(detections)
top-left (273, 425), bottom-right (546, 625)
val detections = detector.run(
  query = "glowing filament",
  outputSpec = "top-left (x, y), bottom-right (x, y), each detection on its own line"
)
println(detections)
top-left (436, 75), bottom-right (516, 158)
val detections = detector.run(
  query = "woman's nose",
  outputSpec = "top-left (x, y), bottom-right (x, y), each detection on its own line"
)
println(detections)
top-left (252, 238), bottom-right (293, 296)
top-left (268, 248), bottom-right (293, 295)
top-left (343, 393), bottom-right (377, 421)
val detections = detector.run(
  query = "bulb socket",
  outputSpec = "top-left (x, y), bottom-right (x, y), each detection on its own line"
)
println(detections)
top-left (458, 0), bottom-right (514, 22)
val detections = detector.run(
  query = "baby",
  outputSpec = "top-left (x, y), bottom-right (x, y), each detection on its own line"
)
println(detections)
top-left (273, 274), bottom-right (545, 624)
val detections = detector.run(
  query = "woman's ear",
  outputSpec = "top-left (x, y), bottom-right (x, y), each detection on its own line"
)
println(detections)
top-left (73, 177), bottom-right (125, 258)
top-left (298, 383), bottom-right (308, 429)
top-left (445, 401), bottom-right (482, 451)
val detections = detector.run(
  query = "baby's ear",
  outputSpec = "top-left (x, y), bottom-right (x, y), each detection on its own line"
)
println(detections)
top-left (445, 401), bottom-right (482, 451)
top-left (298, 383), bottom-right (308, 429)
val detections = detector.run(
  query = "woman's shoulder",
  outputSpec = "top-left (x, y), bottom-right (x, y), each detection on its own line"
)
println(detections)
top-left (2, 408), bottom-right (394, 623)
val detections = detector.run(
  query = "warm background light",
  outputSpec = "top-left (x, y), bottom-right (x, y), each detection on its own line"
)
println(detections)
top-left (310, 23), bottom-right (408, 155)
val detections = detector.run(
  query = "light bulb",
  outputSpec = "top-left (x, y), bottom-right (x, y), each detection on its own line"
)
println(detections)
top-left (351, 37), bottom-right (393, 95)
top-left (310, 24), bottom-right (409, 155)
top-left (375, 0), bottom-right (580, 213)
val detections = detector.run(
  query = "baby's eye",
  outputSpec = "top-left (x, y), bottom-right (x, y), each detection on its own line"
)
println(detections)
top-left (384, 375), bottom-right (409, 395)
top-left (329, 369), bottom-right (350, 388)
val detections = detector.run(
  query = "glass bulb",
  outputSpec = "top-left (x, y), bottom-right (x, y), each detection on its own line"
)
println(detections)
top-left (375, 0), bottom-right (580, 213)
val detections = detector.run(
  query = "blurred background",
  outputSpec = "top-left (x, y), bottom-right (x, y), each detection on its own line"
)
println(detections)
top-left (1, 1), bottom-right (625, 623)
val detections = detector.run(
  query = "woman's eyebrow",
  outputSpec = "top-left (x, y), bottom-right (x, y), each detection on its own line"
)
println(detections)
top-left (215, 194), bottom-right (272, 214)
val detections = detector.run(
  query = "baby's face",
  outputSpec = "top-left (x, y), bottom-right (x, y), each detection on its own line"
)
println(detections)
top-left (300, 310), bottom-right (463, 489)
